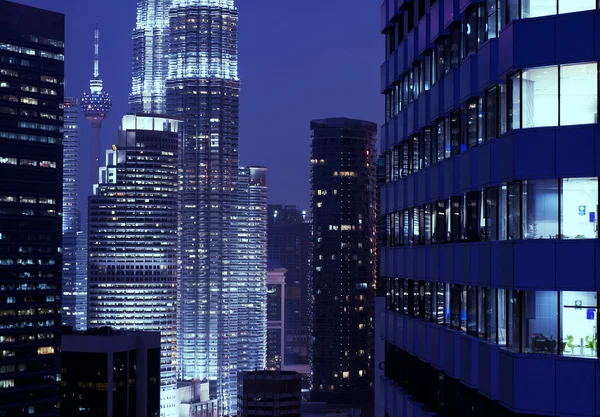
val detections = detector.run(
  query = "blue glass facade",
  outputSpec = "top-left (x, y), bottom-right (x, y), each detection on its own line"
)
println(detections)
top-left (377, 1), bottom-right (600, 417)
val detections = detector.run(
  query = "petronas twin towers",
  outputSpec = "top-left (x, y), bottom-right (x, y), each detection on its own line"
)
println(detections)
top-left (129, 1), bottom-right (266, 416)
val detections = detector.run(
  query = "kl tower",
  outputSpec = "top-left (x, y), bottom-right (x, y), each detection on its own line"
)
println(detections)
top-left (81, 24), bottom-right (112, 184)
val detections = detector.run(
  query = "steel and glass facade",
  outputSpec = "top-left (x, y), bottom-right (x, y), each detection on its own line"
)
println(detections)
top-left (377, 1), bottom-right (600, 417)
top-left (0, 2), bottom-right (64, 415)
top-left (167, 1), bottom-right (267, 415)
top-left (130, 0), bottom-right (171, 114)
top-left (88, 114), bottom-right (180, 417)
top-left (267, 205), bottom-right (312, 371)
top-left (310, 118), bottom-right (377, 414)
top-left (62, 97), bottom-right (86, 330)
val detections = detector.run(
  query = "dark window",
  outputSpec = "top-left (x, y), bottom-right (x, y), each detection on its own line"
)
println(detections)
top-left (508, 72), bottom-right (521, 130)
top-left (424, 53), bottom-right (432, 91)
top-left (466, 8), bottom-right (478, 55)
top-left (467, 99), bottom-right (479, 148)
top-left (485, 288), bottom-right (497, 343)
top-left (424, 281), bottom-right (432, 320)
top-left (450, 110), bottom-right (461, 155)
top-left (467, 285), bottom-right (478, 336)
top-left (434, 200), bottom-right (447, 243)
top-left (487, 0), bottom-right (498, 39)
top-left (435, 119), bottom-right (445, 162)
top-left (424, 204), bottom-right (432, 244)
top-left (507, 290), bottom-right (522, 352)
top-left (507, 0), bottom-right (519, 24)
top-left (485, 86), bottom-right (498, 140)
top-left (423, 128), bottom-right (432, 168)
top-left (450, 196), bottom-right (463, 242)
top-left (418, 0), bottom-right (426, 20)
top-left (508, 181), bottom-right (522, 240)
top-left (407, 2), bottom-right (415, 32)
top-left (466, 191), bottom-right (481, 242)
top-left (435, 282), bottom-right (445, 325)
top-left (451, 284), bottom-right (461, 329)
top-left (412, 135), bottom-right (420, 173)
top-left (394, 212), bottom-right (401, 246)
top-left (485, 187), bottom-right (498, 241)
top-left (402, 141), bottom-right (410, 176)
top-left (436, 39), bottom-right (446, 78)
top-left (450, 24), bottom-right (461, 68)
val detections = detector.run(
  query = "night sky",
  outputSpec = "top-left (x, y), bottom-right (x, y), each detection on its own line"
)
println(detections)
top-left (16, 0), bottom-right (382, 214)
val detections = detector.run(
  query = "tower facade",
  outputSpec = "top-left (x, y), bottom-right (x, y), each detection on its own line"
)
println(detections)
top-left (310, 118), bottom-right (377, 413)
top-left (267, 205), bottom-right (312, 371)
top-left (62, 97), bottom-right (86, 330)
top-left (88, 114), bottom-right (180, 417)
top-left (378, 1), bottom-right (600, 417)
top-left (130, 0), bottom-right (171, 113)
top-left (0, 2), bottom-right (64, 415)
top-left (80, 25), bottom-right (112, 181)
top-left (167, 1), bottom-right (267, 415)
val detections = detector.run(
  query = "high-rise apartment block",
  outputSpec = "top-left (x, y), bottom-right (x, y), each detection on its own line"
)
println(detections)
top-left (266, 261), bottom-right (286, 370)
top-left (87, 114), bottom-right (180, 417)
top-left (61, 327), bottom-right (161, 417)
top-left (267, 205), bottom-right (311, 371)
top-left (237, 371), bottom-right (302, 417)
top-left (0, 2), bottom-right (64, 415)
top-left (310, 118), bottom-right (377, 414)
top-left (377, 1), bottom-right (600, 417)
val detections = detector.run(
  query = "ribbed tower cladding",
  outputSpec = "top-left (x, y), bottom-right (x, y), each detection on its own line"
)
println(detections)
top-left (130, 0), bottom-right (171, 113)
top-left (81, 24), bottom-right (112, 182)
top-left (88, 114), bottom-right (180, 417)
top-left (62, 97), bottom-right (86, 330)
top-left (166, 1), bottom-right (266, 415)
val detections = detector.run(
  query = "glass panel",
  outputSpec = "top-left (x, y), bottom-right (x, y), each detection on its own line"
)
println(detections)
top-left (486, 87), bottom-right (498, 140)
top-left (508, 73), bottom-right (521, 130)
top-left (436, 282), bottom-right (446, 325)
top-left (499, 184), bottom-right (508, 240)
top-left (560, 63), bottom-right (598, 126)
top-left (507, 0), bottom-right (520, 23)
top-left (445, 283), bottom-right (451, 325)
top-left (466, 8), bottom-right (478, 55)
top-left (558, 0), bottom-right (596, 14)
top-left (394, 278), bottom-right (401, 312)
top-left (402, 141), bottom-right (410, 176)
top-left (412, 135), bottom-right (420, 173)
top-left (444, 117), bottom-right (451, 158)
top-left (478, 97), bottom-right (484, 144)
top-left (451, 25), bottom-right (461, 68)
top-left (499, 83), bottom-right (507, 134)
top-left (461, 286), bottom-right (468, 332)
top-left (561, 291), bottom-right (597, 358)
top-left (394, 212), bottom-right (401, 246)
top-left (423, 128), bottom-right (431, 168)
top-left (485, 187), bottom-right (498, 241)
top-left (522, 66), bottom-right (559, 128)
top-left (413, 207), bottom-right (420, 245)
top-left (521, 0), bottom-right (557, 18)
top-left (424, 282), bottom-right (432, 321)
top-left (450, 110), bottom-right (462, 155)
top-left (437, 40), bottom-right (446, 78)
top-left (424, 204), bottom-right (432, 244)
top-left (486, 288), bottom-right (497, 343)
top-left (467, 99), bottom-right (478, 148)
top-left (393, 146), bottom-right (400, 180)
top-left (522, 179), bottom-right (559, 239)
top-left (498, 289), bottom-right (507, 345)
top-left (450, 196), bottom-right (463, 242)
top-left (413, 280), bottom-right (421, 318)
top-left (507, 290), bottom-right (521, 352)
top-left (466, 191), bottom-right (481, 242)
top-left (487, 0), bottom-right (498, 39)
top-left (403, 209), bottom-right (410, 245)
top-left (451, 284), bottom-right (461, 329)
top-left (478, 287), bottom-right (485, 338)
top-left (436, 119), bottom-right (445, 162)
top-left (467, 285), bottom-right (478, 336)
top-left (523, 291), bottom-right (558, 355)
top-left (561, 178), bottom-right (598, 239)
top-left (408, 209), bottom-right (414, 246)
top-left (478, 4), bottom-right (487, 46)
top-left (424, 53), bottom-right (432, 91)
top-left (508, 182), bottom-right (521, 240)
top-left (434, 200), bottom-right (447, 244)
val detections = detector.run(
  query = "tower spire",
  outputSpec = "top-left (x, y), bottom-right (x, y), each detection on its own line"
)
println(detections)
top-left (93, 23), bottom-right (99, 78)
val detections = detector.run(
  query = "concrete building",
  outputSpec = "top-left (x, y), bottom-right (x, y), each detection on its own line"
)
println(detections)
top-left (377, 1), bottom-right (600, 417)
top-left (61, 327), bottom-right (160, 417)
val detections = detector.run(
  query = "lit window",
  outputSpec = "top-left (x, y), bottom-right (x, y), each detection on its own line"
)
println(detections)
top-left (37, 346), bottom-right (54, 355)
top-left (0, 379), bottom-right (14, 388)
top-left (342, 371), bottom-right (349, 379)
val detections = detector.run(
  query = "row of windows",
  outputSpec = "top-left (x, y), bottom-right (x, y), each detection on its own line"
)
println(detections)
top-left (384, 277), bottom-right (599, 358)
top-left (0, 106), bottom-right (59, 120)
top-left (0, 43), bottom-right (64, 61)
top-left (0, 58), bottom-right (61, 83)
top-left (384, 62), bottom-right (600, 180)
top-left (385, 177), bottom-right (598, 245)
top-left (385, 0), bottom-right (598, 58)
top-left (0, 131), bottom-right (61, 145)
top-left (0, 196), bottom-right (55, 205)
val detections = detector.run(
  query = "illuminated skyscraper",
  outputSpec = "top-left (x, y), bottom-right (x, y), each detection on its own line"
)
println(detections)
top-left (130, 0), bottom-right (171, 113)
top-left (80, 24), bottom-right (112, 180)
top-left (310, 118), bottom-right (377, 414)
top-left (0, 2), bottom-right (64, 415)
top-left (62, 97), bottom-right (86, 330)
top-left (88, 114), bottom-right (180, 417)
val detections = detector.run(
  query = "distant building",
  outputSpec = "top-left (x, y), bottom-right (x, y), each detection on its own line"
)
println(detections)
top-left (266, 261), bottom-right (286, 370)
top-left (88, 114), bottom-right (180, 417)
top-left (310, 118), bottom-right (377, 415)
top-left (177, 379), bottom-right (219, 417)
top-left (267, 205), bottom-right (311, 372)
top-left (237, 371), bottom-right (302, 417)
top-left (61, 327), bottom-right (160, 417)
top-left (0, 2), bottom-right (65, 416)
top-left (301, 402), bottom-right (360, 417)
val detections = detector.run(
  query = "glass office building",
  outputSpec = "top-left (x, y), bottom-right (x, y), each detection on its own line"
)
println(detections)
top-left (267, 205), bottom-right (312, 371)
top-left (0, 2), bottom-right (64, 415)
top-left (377, 1), bottom-right (600, 417)
top-left (130, 0), bottom-right (171, 114)
top-left (88, 114), bottom-right (180, 417)
top-left (62, 97), bottom-right (86, 330)
top-left (167, 1), bottom-right (267, 415)
top-left (310, 118), bottom-right (377, 415)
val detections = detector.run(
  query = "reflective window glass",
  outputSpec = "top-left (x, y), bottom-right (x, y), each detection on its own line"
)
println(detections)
top-left (523, 291), bottom-right (558, 355)
top-left (522, 179), bottom-right (559, 239)
top-left (561, 291), bottom-right (597, 358)
top-left (560, 63), bottom-right (598, 126)
top-left (522, 66), bottom-right (559, 128)
top-left (561, 178), bottom-right (598, 239)
top-left (521, 0), bottom-right (557, 18)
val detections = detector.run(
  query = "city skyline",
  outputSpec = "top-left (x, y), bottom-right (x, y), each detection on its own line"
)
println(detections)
top-left (14, 0), bottom-right (381, 212)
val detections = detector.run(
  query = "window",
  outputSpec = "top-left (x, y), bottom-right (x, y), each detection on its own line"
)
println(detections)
top-left (522, 66), bottom-right (559, 128)
top-left (467, 286), bottom-right (478, 336)
top-left (436, 282), bottom-right (446, 325)
top-left (436, 39), bottom-right (446, 78)
top-left (424, 282), bottom-right (432, 321)
top-left (560, 63), bottom-right (598, 126)
top-left (450, 24), bottom-right (461, 69)
top-left (508, 182), bottom-right (521, 240)
top-left (499, 84), bottom-right (508, 134)
top-left (37, 346), bottom-right (54, 355)
top-left (434, 200), bottom-right (447, 243)
top-left (466, 8), bottom-right (478, 56)
top-left (561, 291), bottom-right (597, 357)
top-left (485, 86), bottom-right (498, 140)
top-left (435, 118), bottom-right (447, 162)
top-left (561, 178), bottom-right (598, 239)
top-left (522, 291), bottom-right (558, 355)
top-left (423, 128), bottom-right (432, 168)
top-left (19, 197), bottom-right (36, 204)
top-left (451, 284), bottom-right (461, 329)
top-left (424, 53), bottom-right (432, 91)
top-left (466, 191), bottom-right (482, 242)
top-left (521, 0), bottom-right (556, 18)
top-left (412, 135), bottom-right (420, 173)
top-left (507, 290), bottom-right (522, 352)
top-left (20, 159), bottom-right (36, 167)
top-left (508, 73), bottom-right (521, 130)
top-left (424, 204), bottom-right (432, 244)
top-left (39, 161), bottom-right (56, 169)
top-left (461, 286), bottom-right (468, 331)
top-left (450, 196), bottom-right (463, 242)
top-left (486, 288), bottom-right (497, 342)
top-left (448, 111), bottom-right (460, 155)
top-left (467, 99), bottom-right (479, 148)
top-left (507, 0), bottom-right (520, 23)
top-left (559, 0), bottom-right (596, 14)
top-left (522, 179), bottom-right (559, 239)
top-left (485, 187), bottom-right (498, 241)
top-left (498, 289), bottom-right (507, 345)
top-left (413, 207), bottom-right (420, 245)
top-left (0, 157), bottom-right (16, 165)
top-left (0, 379), bottom-right (14, 388)
top-left (402, 141), bottom-right (410, 176)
